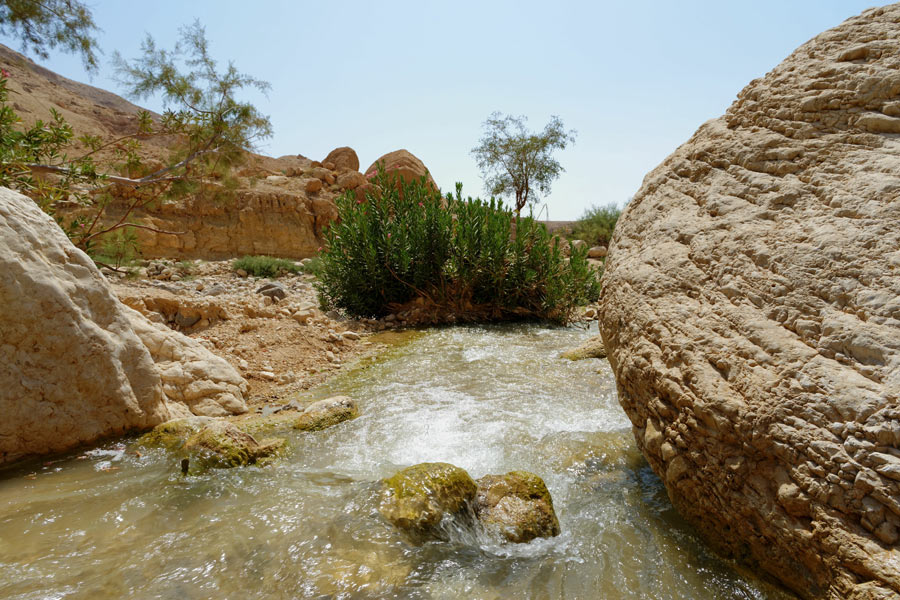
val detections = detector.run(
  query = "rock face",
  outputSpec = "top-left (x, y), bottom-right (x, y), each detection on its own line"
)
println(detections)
top-left (473, 471), bottom-right (560, 543)
top-left (364, 149), bottom-right (437, 190)
top-left (599, 6), bottom-right (900, 600)
top-left (0, 188), bottom-right (248, 465)
top-left (107, 187), bottom-right (339, 261)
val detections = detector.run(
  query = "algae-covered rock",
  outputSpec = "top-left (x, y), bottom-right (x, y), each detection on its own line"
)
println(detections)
top-left (379, 462), bottom-right (477, 537)
top-left (139, 417), bottom-right (284, 470)
top-left (559, 335), bottom-right (606, 360)
top-left (293, 396), bottom-right (358, 431)
top-left (474, 471), bottom-right (560, 543)
top-left (137, 416), bottom-right (216, 448)
top-left (183, 420), bottom-right (284, 469)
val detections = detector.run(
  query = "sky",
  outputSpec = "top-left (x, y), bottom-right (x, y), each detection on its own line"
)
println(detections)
top-left (4, 0), bottom-right (887, 219)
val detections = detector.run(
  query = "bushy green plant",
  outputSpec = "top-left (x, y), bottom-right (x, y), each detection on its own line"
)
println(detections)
top-left (569, 203), bottom-right (622, 247)
top-left (315, 169), bottom-right (600, 324)
top-left (233, 255), bottom-right (300, 278)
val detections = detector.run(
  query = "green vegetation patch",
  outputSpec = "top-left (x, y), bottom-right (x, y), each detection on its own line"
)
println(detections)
top-left (233, 255), bottom-right (301, 278)
top-left (569, 203), bottom-right (622, 247)
top-left (316, 170), bottom-right (600, 324)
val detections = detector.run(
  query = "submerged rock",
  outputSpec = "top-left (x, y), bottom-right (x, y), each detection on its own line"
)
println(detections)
top-left (140, 417), bottom-right (284, 470)
top-left (599, 6), bottom-right (900, 599)
top-left (559, 335), bottom-right (607, 360)
top-left (474, 471), bottom-right (560, 543)
top-left (378, 462), bottom-right (477, 538)
top-left (293, 396), bottom-right (359, 431)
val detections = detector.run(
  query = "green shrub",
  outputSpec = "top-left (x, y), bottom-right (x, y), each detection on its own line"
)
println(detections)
top-left (315, 170), bottom-right (600, 324)
top-left (232, 255), bottom-right (300, 278)
top-left (569, 203), bottom-right (622, 247)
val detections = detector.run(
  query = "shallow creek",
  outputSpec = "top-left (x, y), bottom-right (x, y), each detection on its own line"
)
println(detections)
top-left (0, 323), bottom-right (791, 599)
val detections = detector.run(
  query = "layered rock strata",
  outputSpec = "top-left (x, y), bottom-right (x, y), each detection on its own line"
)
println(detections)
top-left (599, 6), bottom-right (900, 599)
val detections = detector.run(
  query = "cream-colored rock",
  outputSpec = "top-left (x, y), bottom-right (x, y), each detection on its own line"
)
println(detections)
top-left (599, 6), bottom-right (900, 600)
top-left (0, 187), bottom-right (170, 464)
top-left (0, 188), bottom-right (249, 465)
top-left (127, 309), bottom-right (249, 418)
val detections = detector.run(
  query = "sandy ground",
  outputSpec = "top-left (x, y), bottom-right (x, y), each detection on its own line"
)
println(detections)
top-left (110, 259), bottom-right (378, 412)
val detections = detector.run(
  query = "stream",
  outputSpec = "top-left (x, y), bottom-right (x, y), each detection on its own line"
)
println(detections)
top-left (0, 323), bottom-right (790, 599)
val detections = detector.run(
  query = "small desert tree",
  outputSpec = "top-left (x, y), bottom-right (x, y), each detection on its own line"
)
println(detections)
top-left (471, 112), bottom-right (575, 216)
top-left (0, 20), bottom-right (271, 262)
top-left (0, 0), bottom-right (100, 71)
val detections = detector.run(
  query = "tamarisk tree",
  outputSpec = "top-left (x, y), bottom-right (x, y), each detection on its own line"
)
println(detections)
top-left (471, 112), bottom-right (575, 216)
top-left (0, 20), bottom-right (271, 264)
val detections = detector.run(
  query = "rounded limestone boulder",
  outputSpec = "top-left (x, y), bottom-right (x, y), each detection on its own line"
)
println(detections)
top-left (378, 462), bottom-right (477, 537)
top-left (473, 471), bottom-right (560, 543)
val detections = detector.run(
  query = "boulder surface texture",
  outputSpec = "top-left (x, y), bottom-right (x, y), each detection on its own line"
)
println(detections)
top-left (599, 6), bottom-right (900, 599)
top-left (0, 188), bottom-right (247, 465)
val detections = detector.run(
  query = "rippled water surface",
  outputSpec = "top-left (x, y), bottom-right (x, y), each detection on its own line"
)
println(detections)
top-left (0, 323), bottom-right (790, 599)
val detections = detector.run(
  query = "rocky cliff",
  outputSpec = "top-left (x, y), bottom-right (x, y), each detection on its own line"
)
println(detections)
top-left (599, 5), bottom-right (900, 599)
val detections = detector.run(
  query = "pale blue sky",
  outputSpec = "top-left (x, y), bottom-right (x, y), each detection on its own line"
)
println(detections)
top-left (7, 0), bottom-right (886, 219)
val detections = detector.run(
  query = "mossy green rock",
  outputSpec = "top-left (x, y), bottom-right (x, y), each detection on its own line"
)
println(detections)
top-left (559, 335), bottom-right (607, 360)
top-left (137, 416), bottom-right (216, 449)
top-left (293, 396), bottom-right (358, 431)
top-left (139, 417), bottom-right (284, 470)
top-left (379, 462), bottom-right (477, 537)
top-left (474, 471), bottom-right (560, 543)
top-left (183, 420), bottom-right (284, 469)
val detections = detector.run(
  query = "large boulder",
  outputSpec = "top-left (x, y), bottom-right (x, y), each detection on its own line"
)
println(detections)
top-left (364, 149), bottom-right (437, 191)
top-left (0, 187), bottom-right (248, 465)
top-left (323, 146), bottom-right (360, 172)
top-left (599, 6), bottom-right (900, 600)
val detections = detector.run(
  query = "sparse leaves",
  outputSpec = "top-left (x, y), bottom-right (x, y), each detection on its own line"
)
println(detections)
top-left (0, 0), bottom-right (101, 71)
top-left (471, 112), bottom-right (576, 215)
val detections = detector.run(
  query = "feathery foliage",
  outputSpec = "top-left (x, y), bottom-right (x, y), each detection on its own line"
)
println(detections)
top-left (0, 0), bottom-right (100, 71)
top-left (472, 112), bottom-right (575, 215)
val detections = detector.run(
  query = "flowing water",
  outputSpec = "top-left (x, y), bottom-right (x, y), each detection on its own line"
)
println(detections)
top-left (0, 323), bottom-right (791, 599)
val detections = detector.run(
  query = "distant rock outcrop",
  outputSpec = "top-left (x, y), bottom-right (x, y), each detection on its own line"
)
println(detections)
top-left (365, 149), bottom-right (437, 190)
top-left (323, 146), bottom-right (360, 172)
top-left (599, 6), bottom-right (900, 599)
top-left (0, 187), bottom-right (247, 465)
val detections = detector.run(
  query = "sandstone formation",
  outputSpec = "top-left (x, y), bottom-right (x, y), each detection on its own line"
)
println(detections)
top-left (0, 188), bottom-right (248, 465)
top-left (365, 149), bottom-right (437, 190)
top-left (323, 146), bottom-right (360, 172)
top-left (102, 186), bottom-right (339, 261)
top-left (599, 6), bottom-right (900, 599)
